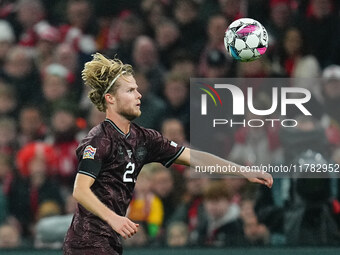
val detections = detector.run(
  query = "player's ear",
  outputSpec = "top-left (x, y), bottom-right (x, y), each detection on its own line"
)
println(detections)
top-left (104, 93), bottom-right (115, 104)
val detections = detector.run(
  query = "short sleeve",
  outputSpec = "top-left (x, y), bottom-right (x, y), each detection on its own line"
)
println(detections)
top-left (77, 137), bottom-right (111, 179)
top-left (143, 128), bottom-right (185, 167)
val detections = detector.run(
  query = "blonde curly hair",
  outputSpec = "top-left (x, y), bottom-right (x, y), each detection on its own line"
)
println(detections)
top-left (82, 53), bottom-right (133, 112)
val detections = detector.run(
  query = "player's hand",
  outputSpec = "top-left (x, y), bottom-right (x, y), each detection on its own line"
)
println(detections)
top-left (108, 214), bottom-right (139, 239)
top-left (245, 171), bottom-right (273, 188)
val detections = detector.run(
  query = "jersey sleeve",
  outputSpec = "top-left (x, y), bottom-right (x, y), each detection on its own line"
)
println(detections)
top-left (143, 128), bottom-right (185, 167)
top-left (77, 137), bottom-right (111, 179)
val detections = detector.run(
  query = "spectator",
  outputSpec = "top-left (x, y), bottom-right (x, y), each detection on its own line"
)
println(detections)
top-left (0, 81), bottom-right (18, 118)
top-left (132, 72), bottom-right (166, 130)
top-left (0, 20), bottom-right (15, 68)
top-left (170, 168), bottom-right (208, 245)
top-left (298, 0), bottom-right (340, 67)
top-left (127, 166), bottom-right (164, 240)
top-left (199, 180), bottom-right (244, 247)
top-left (199, 14), bottom-right (230, 77)
top-left (1, 46), bottom-right (42, 107)
top-left (17, 106), bottom-right (46, 147)
top-left (0, 118), bottom-right (17, 156)
top-left (280, 116), bottom-right (329, 164)
top-left (0, 153), bottom-right (15, 224)
top-left (223, 177), bottom-right (248, 205)
top-left (170, 51), bottom-right (197, 78)
top-left (41, 63), bottom-right (75, 118)
top-left (163, 72), bottom-right (190, 135)
top-left (0, 153), bottom-right (14, 198)
top-left (36, 200), bottom-right (62, 221)
top-left (273, 27), bottom-right (321, 79)
top-left (107, 13), bottom-right (144, 65)
top-left (141, 0), bottom-right (168, 37)
top-left (59, 0), bottom-right (97, 54)
top-left (218, 0), bottom-right (244, 23)
top-left (35, 25), bottom-right (61, 72)
top-left (229, 106), bottom-right (282, 166)
top-left (132, 36), bottom-right (165, 97)
top-left (240, 198), bottom-right (270, 245)
top-left (47, 102), bottom-right (79, 190)
top-left (204, 49), bottom-right (232, 78)
top-left (54, 43), bottom-right (83, 101)
top-left (243, 213), bottom-right (270, 245)
top-left (161, 118), bottom-right (188, 147)
top-left (10, 142), bottom-right (63, 235)
top-left (265, 0), bottom-right (293, 51)
top-left (54, 43), bottom-right (79, 75)
top-left (86, 105), bottom-right (106, 130)
top-left (34, 194), bottom-right (76, 249)
top-left (322, 65), bottom-right (340, 133)
top-left (0, 190), bottom-right (6, 225)
top-left (15, 0), bottom-right (47, 47)
top-left (0, 223), bottom-right (21, 248)
top-left (166, 222), bottom-right (189, 247)
top-left (155, 19), bottom-right (182, 69)
top-left (78, 79), bottom-right (94, 113)
top-left (247, 0), bottom-right (270, 23)
top-left (173, 0), bottom-right (205, 58)
top-left (150, 164), bottom-right (179, 226)
top-left (237, 56), bottom-right (271, 78)
top-left (160, 118), bottom-right (188, 188)
top-left (283, 150), bottom-right (340, 245)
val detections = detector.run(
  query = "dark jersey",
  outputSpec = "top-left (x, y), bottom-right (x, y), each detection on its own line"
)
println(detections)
top-left (64, 118), bottom-right (184, 252)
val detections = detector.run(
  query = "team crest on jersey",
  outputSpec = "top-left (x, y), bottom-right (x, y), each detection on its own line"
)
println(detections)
top-left (117, 145), bottom-right (124, 160)
top-left (83, 145), bottom-right (97, 159)
top-left (136, 146), bottom-right (147, 162)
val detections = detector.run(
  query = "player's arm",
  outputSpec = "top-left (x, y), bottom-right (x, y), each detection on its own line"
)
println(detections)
top-left (175, 147), bottom-right (273, 188)
top-left (73, 173), bottom-right (139, 238)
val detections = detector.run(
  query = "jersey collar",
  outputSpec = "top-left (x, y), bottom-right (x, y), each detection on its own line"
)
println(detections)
top-left (105, 118), bottom-right (131, 138)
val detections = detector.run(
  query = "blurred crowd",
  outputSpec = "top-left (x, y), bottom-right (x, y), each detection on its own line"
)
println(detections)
top-left (1, 0), bottom-right (340, 249)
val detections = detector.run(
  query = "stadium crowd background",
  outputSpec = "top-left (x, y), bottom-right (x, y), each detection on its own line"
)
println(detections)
top-left (0, 0), bottom-right (340, 250)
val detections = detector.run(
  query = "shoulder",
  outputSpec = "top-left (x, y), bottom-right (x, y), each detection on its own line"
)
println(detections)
top-left (83, 122), bottom-right (111, 141)
top-left (76, 122), bottom-right (112, 154)
top-left (131, 122), bottom-right (159, 138)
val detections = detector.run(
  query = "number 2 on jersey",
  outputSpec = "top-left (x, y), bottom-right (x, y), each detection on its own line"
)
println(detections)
top-left (123, 162), bottom-right (135, 183)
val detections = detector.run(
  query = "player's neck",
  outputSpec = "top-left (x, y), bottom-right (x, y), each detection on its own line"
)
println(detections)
top-left (106, 112), bottom-right (130, 134)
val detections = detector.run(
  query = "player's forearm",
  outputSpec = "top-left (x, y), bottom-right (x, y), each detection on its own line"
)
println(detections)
top-left (190, 149), bottom-right (245, 177)
top-left (175, 148), bottom-right (273, 187)
top-left (73, 186), bottom-right (117, 223)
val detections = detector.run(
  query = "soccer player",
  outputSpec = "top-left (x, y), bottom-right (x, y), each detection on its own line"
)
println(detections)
top-left (63, 53), bottom-right (273, 255)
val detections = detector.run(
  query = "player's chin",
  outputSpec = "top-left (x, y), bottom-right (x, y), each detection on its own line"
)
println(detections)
top-left (125, 110), bottom-right (141, 121)
top-left (135, 109), bottom-right (141, 117)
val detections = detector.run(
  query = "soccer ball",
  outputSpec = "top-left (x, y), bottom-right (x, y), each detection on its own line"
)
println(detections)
top-left (224, 18), bottom-right (268, 62)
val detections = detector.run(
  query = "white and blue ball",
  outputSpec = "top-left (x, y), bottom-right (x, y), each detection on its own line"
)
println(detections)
top-left (224, 18), bottom-right (268, 62)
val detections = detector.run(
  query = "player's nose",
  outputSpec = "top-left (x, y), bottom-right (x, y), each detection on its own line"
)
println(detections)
top-left (137, 90), bottom-right (142, 99)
